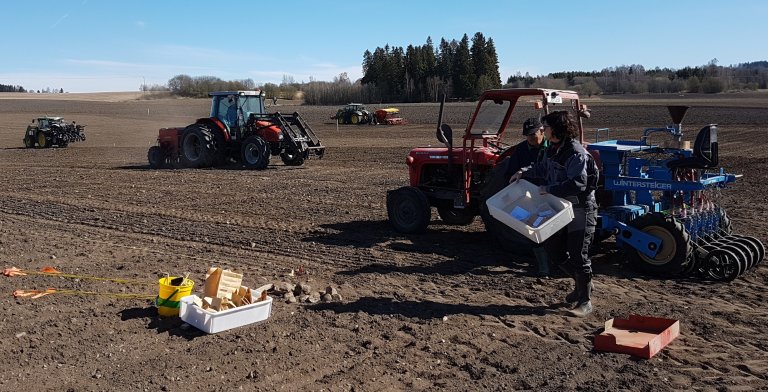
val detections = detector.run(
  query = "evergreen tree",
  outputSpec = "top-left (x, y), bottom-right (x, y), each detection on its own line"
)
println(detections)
top-left (452, 34), bottom-right (474, 98)
top-left (485, 38), bottom-right (502, 88)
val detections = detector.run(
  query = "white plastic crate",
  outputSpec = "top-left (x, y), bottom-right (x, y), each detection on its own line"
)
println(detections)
top-left (486, 179), bottom-right (574, 244)
top-left (179, 294), bottom-right (273, 334)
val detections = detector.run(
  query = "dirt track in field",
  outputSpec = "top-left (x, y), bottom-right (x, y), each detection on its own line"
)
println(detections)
top-left (0, 92), bottom-right (767, 391)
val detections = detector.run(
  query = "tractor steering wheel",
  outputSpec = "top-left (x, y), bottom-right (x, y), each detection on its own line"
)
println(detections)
top-left (487, 140), bottom-right (507, 154)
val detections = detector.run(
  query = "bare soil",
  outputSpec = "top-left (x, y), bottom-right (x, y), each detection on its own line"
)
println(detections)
top-left (0, 93), bottom-right (767, 391)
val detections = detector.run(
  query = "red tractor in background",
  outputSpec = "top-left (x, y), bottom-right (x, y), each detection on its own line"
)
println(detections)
top-left (148, 90), bottom-right (325, 169)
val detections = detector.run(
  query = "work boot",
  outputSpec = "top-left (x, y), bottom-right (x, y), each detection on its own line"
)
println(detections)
top-left (565, 279), bottom-right (594, 304)
top-left (532, 247), bottom-right (550, 277)
top-left (568, 273), bottom-right (593, 317)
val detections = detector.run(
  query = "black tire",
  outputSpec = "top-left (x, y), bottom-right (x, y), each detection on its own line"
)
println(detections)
top-left (180, 124), bottom-right (215, 168)
top-left (437, 206), bottom-right (476, 225)
top-left (478, 158), bottom-right (535, 257)
top-left (733, 235), bottom-right (765, 266)
top-left (23, 136), bottom-right (35, 148)
top-left (209, 128), bottom-right (227, 166)
top-left (718, 206), bottom-right (732, 235)
top-left (351, 113), bottom-right (360, 125)
top-left (387, 186), bottom-right (431, 234)
top-left (706, 248), bottom-right (743, 282)
top-left (724, 238), bottom-right (755, 272)
top-left (280, 147), bottom-right (306, 166)
top-left (626, 213), bottom-right (692, 276)
top-left (36, 132), bottom-right (49, 149)
top-left (241, 136), bottom-right (270, 170)
top-left (147, 146), bottom-right (164, 169)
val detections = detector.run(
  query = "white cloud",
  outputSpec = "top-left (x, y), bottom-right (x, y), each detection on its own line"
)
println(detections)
top-left (50, 13), bottom-right (69, 29)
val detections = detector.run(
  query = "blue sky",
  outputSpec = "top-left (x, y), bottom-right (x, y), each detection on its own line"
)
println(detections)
top-left (1, 0), bottom-right (765, 93)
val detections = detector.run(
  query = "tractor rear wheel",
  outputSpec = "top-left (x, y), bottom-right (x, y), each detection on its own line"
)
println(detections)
top-left (180, 124), bottom-right (215, 168)
top-left (437, 207), bottom-right (476, 225)
top-left (478, 158), bottom-right (535, 257)
top-left (23, 136), bottom-right (35, 148)
top-left (387, 186), bottom-right (431, 234)
top-left (241, 136), bottom-right (269, 170)
top-left (280, 147), bottom-right (306, 166)
top-left (626, 213), bottom-right (692, 276)
top-left (351, 113), bottom-right (360, 124)
top-left (37, 132), bottom-right (49, 148)
top-left (147, 146), bottom-right (164, 169)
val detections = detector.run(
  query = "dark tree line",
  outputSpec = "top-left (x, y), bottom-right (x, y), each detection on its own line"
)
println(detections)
top-left (166, 75), bottom-right (257, 98)
top-left (0, 84), bottom-right (26, 92)
top-left (507, 59), bottom-right (768, 96)
top-left (360, 33), bottom-right (502, 103)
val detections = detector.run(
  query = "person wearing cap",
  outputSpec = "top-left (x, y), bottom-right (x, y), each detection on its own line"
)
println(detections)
top-left (503, 117), bottom-right (550, 277)
top-left (510, 111), bottom-right (597, 317)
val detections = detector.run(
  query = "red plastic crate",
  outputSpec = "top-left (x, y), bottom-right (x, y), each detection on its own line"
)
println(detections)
top-left (593, 315), bottom-right (680, 359)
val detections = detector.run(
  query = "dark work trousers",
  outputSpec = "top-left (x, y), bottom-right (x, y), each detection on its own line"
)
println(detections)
top-left (544, 205), bottom-right (597, 275)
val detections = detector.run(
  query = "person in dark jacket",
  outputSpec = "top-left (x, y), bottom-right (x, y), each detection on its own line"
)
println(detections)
top-left (504, 117), bottom-right (550, 276)
top-left (510, 111), bottom-right (597, 317)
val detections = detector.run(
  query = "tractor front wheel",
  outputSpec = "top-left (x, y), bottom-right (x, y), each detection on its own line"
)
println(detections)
top-left (626, 213), bottom-right (692, 276)
top-left (478, 157), bottom-right (535, 257)
top-left (23, 135), bottom-right (35, 148)
top-left (148, 146), bottom-right (164, 169)
top-left (351, 113), bottom-right (360, 125)
top-left (280, 147), bottom-right (306, 166)
top-left (386, 186), bottom-right (431, 234)
top-left (37, 132), bottom-right (49, 148)
top-left (241, 136), bottom-right (270, 170)
top-left (180, 125), bottom-right (214, 168)
top-left (437, 207), bottom-right (476, 226)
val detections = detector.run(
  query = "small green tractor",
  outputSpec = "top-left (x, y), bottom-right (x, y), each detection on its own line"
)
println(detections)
top-left (23, 117), bottom-right (87, 148)
top-left (331, 103), bottom-right (373, 125)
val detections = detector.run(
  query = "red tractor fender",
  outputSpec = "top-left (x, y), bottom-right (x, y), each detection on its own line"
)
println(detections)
top-left (253, 120), bottom-right (283, 143)
top-left (196, 117), bottom-right (231, 142)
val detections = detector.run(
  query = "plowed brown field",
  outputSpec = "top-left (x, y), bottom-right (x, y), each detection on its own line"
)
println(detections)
top-left (0, 92), bottom-right (767, 391)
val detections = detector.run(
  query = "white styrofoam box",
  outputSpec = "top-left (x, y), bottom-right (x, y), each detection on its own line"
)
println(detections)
top-left (486, 179), bottom-right (574, 244)
top-left (179, 294), bottom-right (273, 334)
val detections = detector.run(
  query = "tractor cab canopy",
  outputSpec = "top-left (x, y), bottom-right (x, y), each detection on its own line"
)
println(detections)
top-left (344, 103), bottom-right (367, 110)
top-left (463, 88), bottom-right (585, 143)
top-left (34, 117), bottom-right (65, 128)
top-left (209, 91), bottom-right (266, 128)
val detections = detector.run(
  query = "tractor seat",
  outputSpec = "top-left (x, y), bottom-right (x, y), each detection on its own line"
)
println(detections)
top-left (667, 124), bottom-right (718, 170)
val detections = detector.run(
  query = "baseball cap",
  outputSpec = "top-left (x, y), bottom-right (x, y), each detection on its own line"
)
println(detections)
top-left (522, 117), bottom-right (542, 136)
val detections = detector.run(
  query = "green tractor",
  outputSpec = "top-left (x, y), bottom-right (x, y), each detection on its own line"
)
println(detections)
top-left (331, 103), bottom-right (373, 125)
top-left (23, 117), bottom-right (87, 148)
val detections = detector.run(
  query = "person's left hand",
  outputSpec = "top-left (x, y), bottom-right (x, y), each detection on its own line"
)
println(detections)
top-left (539, 186), bottom-right (548, 195)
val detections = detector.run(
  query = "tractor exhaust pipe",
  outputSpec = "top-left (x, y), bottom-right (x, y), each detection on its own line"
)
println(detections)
top-left (435, 93), bottom-right (452, 149)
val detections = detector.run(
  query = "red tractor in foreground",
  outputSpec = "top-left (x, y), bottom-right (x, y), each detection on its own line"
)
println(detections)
top-left (386, 89), bottom-right (588, 244)
top-left (148, 91), bottom-right (325, 169)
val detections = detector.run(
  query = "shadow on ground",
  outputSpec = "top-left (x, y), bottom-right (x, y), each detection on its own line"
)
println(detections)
top-left (309, 296), bottom-right (556, 319)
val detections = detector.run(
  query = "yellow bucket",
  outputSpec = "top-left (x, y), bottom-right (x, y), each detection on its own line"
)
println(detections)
top-left (156, 276), bottom-right (194, 317)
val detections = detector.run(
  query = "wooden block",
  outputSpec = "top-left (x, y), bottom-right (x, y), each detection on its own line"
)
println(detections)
top-left (217, 270), bottom-right (243, 299)
top-left (203, 267), bottom-right (222, 298)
